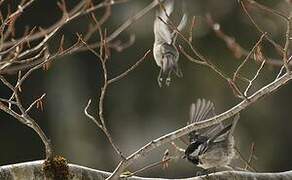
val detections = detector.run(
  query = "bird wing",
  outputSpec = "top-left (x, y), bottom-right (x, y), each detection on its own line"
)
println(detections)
top-left (188, 99), bottom-right (224, 142)
top-left (158, 0), bottom-right (174, 21)
top-left (154, 0), bottom-right (174, 44)
top-left (189, 98), bottom-right (216, 124)
top-left (171, 13), bottom-right (188, 44)
top-left (154, 0), bottom-right (188, 45)
top-left (177, 13), bottom-right (188, 31)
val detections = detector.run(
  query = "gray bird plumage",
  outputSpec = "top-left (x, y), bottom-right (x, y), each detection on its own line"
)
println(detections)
top-left (185, 99), bottom-right (239, 169)
top-left (153, 0), bottom-right (187, 87)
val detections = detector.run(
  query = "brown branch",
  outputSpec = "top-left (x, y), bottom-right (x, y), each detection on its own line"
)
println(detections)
top-left (78, 32), bottom-right (124, 158)
top-left (108, 50), bottom-right (151, 84)
top-left (106, 0), bottom-right (158, 43)
top-left (0, 1), bottom-right (136, 75)
top-left (80, 0), bottom-right (161, 52)
top-left (0, 74), bottom-right (53, 159)
top-left (1, 0), bottom-right (128, 49)
top-left (206, 13), bottom-right (292, 67)
top-left (25, 93), bottom-right (46, 113)
top-left (79, 27), bottom-right (150, 159)
top-left (245, 0), bottom-right (289, 21)
top-left (240, 0), bottom-right (284, 54)
top-left (0, 0), bottom-right (35, 36)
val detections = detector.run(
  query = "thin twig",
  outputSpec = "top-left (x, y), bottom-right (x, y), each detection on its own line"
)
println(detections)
top-left (106, 0), bottom-right (159, 43)
top-left (128, 158), bottom-right (172, 177)
top-left (1, 0), bottom-right (128, 49)
top-left (0, 75), bottom-right (52, 159)
top-left (25, 93), bottom-right (46, 113)
top-left (234, 145), bottom-right (257, 172)
top-left (80, 25), bottom-right (150, 159)
top-left (283, 15), bottom-right (291, 73)
top-left (246, 0), bottom-right (289, 21)
top-left (240, 0), bottom-right (284, 54)
top-left (84, 99), bottom-right (103, 129)
top-left (206, 14), bottom-right (291, 67)
top-left (79, 31), bottom-right (125, 158)
top-left (108, 50), bottom-right (151, 84)
top-left (276, 56), bottom-right (292, 79)
top-left (245, 143), bottom-right (256, 171)
top-left (233, 33), bottom-right (267, 82)
top-left (244, 59), bottom-right (266, 96)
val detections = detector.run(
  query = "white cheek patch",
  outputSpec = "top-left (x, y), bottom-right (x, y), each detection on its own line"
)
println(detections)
top-left (189, 149), bottom-right (199, 157)
top-left (189, 144), bottom-right (205, 157)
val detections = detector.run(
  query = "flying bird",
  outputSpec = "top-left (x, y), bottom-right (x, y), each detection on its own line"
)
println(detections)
top-left (153, 0), bottom-right (187, 87)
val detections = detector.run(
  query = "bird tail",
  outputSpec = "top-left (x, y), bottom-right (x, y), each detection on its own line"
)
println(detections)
top-left (208, 114), bottom-right (240, 143)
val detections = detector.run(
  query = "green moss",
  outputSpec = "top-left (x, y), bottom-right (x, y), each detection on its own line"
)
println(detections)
top-left (43, 156), bottom-right (69, 180)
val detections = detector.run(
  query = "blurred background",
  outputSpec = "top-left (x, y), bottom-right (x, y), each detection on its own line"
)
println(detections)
top-left (0, 0), bottom-right (291, 178)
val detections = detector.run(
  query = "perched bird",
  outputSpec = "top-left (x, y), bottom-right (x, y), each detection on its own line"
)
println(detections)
top-left (153, 0), bottom-right (187, 87)
top-left (184, 99), bottom-right (239, 170)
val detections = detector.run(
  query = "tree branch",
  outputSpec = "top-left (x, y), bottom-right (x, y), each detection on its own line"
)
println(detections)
top-left (1, 160), bottom-right (292, 180)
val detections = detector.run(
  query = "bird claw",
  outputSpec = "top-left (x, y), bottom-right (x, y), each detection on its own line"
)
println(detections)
top-left (157, 77), bottom-right (171, 87)
top-left (166, 77), bottom-right (171, 86)
top-left (157, 77), bottom-right (163, 87)
top-left (157, 68), bottom-right (172, 87)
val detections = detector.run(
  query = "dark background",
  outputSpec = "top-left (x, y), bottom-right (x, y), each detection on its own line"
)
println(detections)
top-left (0, 0), bottom-right (291, 178)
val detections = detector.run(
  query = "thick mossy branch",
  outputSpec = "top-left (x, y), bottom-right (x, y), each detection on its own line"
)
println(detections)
top-left (43, 156), bottom-right (69, 180)
top-left (1, 160), bottom-right (292, 180)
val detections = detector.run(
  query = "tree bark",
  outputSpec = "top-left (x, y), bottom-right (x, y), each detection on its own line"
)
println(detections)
top-left (1, 160), bottom-right (292, 180)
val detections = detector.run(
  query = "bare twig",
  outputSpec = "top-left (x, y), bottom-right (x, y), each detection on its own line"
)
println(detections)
top-left (1, 0), bottom-right (128, 49)
top-left (283, 15), bottom-right (292, 73)
top-left (245, 143), bottom-right (256, 171)
top-left (205, 14), bottom-right (291, 67)
top-left (106, 0), bottom-right (158, 43)
top-left (234, 146), bottom-right (257, 172)
top-left (122, 158), bottom-right (172, 178)
top-left (25, 93), bottom-right (46, 113)
top-left (244, 58), bottom-right (266, 96)
top-left (84, 99), bottom-right (103, 129)
top-left (108, 50), bottom-right (151, 84)
top-left (245, 0), bottom-right (289, 21)
top-left (80, 29), bottom-right (150, 159)
top-left (240, 0), bottom-right (284, 54)
top-left (0, 76), bottom-right (52, 159)
top-left (79, 31), bottom-right (124, 158)
top-left (188, 16), bottom-right (196, 43)
top-left (233, 33), bottom-right (266, 82)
